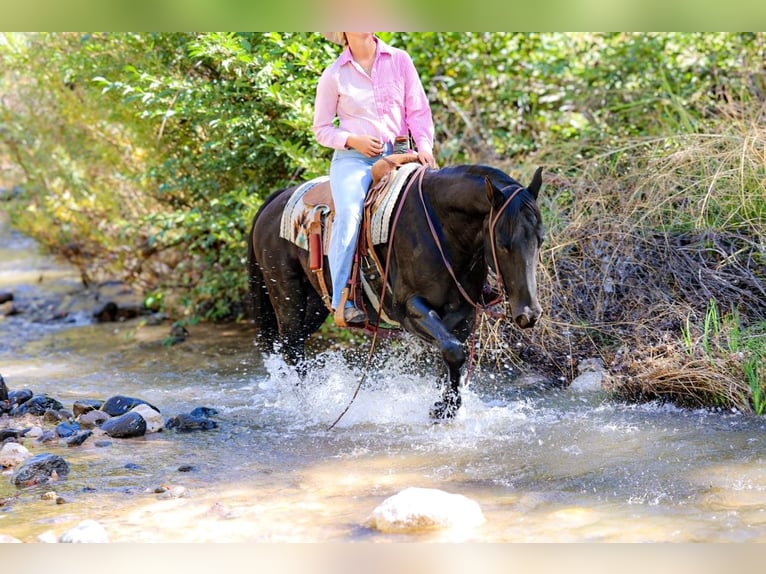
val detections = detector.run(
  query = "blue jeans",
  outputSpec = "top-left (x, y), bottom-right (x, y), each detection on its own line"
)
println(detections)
top-left (328, 143), bottom-right (393, 310)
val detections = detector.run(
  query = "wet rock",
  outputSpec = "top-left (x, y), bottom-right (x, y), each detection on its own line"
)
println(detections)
top-left (11, 394), bottom-right (65, 416)
top-left (0, 373), bottom-right (8, 401)
top-left (63, 430), bottom-right (93, 447)
top-left (59, 519), bottom-right (109, 543)
top-left (72, 399), bottom-right (103, 418)
top-left (101, 395), bottom-right (160, 417)
top-left (131, 404), bottom-right (164, 433)
top-left (94, 440), bottom-right (112, 448)
top-left (177, 464), bottom-right (197, 472)
top-left (0, 301), bottom-right (17, 316)
top-left (190, 406), bottom-right (218, 418)
top-left (168, 321), bottom-right (189, 345)
top-left (165, 413), bottom-right (218, 432)
top-left (35, 430), bottom-right (58, 444)
top-left (0, 443), bottom-right (31, 468)
top-left (93, 300), bottom-right (144, 323)
top-left (570, 358), bottom-right (610, 393)
top-left (44, 409), bottom-right (69, 423)
top-left (24, 426), bottom-right (43, 439)
top-left (100, 411), bottom-right (147, 438)
top-left (78, 409), bottom-right (110, 428)
top-left (8, 389), bottom-right (33, 408)
top-left (0, 292), bottom-right (12, 304)
top-left (0, 400), bottom-right (9, 415)
top-left (56, 421), bottom-right (80, 437)
top-left (0, 428), bottom-right (24, 442)
top-left (13, 453), bottom-right (70, 487)
top-left (367, 487), bottom-right (485, 533)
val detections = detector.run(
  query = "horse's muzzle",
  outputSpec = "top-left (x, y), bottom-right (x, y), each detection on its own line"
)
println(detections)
top-left (514, 305), bottom-right (542, 329)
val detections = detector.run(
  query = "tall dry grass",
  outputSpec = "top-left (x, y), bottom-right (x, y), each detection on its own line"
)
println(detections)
top-left (475, 101), bottom-right (766, 411)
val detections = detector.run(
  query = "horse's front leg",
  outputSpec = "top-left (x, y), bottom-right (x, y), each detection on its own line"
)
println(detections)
top-left (402, 295), bottom-right (465, 420)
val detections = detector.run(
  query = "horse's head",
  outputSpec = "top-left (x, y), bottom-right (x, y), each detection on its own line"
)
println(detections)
top-left (484, 167), bottom-right (544, 329)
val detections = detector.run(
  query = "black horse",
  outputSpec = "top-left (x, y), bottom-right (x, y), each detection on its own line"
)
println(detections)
top-left (247, 164), bottom-right (544, 419)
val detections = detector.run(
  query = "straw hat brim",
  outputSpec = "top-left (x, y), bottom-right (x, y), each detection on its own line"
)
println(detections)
top-left (321, 32), bottom-right (345, 45)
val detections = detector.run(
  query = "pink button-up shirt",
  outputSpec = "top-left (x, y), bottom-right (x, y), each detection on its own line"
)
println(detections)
top-left (312, 36), bottom-right (434, 155)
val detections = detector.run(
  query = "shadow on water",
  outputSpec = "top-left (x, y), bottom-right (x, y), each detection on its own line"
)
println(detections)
top-left (3, 213), bottom-right (766, 542)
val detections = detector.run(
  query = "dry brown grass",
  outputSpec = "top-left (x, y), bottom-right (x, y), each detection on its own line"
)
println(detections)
top-left (474, 102), bottom-right (766, 410)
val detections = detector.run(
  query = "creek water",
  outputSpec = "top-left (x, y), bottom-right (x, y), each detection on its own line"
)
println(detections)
top-left (2, 212), bottom-right (766, 543)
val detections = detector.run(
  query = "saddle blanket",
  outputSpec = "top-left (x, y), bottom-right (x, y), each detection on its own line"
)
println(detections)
top-left (278, 162), bottom-right (421, 251)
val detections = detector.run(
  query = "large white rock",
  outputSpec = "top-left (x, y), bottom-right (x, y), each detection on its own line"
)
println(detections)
top-left (368, 487), bottom-right (485, 533)
top-left (0, 442), bottom-right (30, 468)
top-left (131, 404), bottom-right (164, 433)
top-left (59, 520), bottom-right (110, 543)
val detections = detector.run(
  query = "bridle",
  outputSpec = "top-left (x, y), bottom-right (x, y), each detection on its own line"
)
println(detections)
top-left (418, 175), bottom-right (525, 317)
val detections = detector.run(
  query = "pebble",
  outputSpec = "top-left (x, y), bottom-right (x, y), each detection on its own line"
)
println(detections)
top-left (64, 429), bottom-right (93, 447)
top-left (72, 399), bottom-right (104, 417)
top-left (158, 485), bottom-right (187, 499)
top-left (78, 409), bottom-right (110, 428)
top-left (165, 413), bottom-right (218, 432)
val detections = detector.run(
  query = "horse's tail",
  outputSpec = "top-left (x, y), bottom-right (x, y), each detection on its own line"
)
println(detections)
top-left (247, 193), bottom-right (281, 353)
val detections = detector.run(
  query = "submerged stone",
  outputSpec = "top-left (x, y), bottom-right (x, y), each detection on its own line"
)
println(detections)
top-left (13, 453), bottom-right (70, 487)
top-left (64, 430), bottom-right (93, 447)
top-left (165, 413), bottom-right (218, 432)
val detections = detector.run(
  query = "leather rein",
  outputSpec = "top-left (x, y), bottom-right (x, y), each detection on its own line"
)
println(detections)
top-left (417, 174), bottom-right (524, 317)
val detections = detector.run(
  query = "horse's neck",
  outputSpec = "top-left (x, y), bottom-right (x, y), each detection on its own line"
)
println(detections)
top-left (424, 181), bottom-right (489, 255)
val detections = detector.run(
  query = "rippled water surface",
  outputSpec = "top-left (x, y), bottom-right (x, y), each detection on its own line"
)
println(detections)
top-left (2, 214), bottom-right (766, 542)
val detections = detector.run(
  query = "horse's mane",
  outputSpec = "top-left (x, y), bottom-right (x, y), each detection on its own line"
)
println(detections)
top-left (438, 164), bottom-right (541, 220)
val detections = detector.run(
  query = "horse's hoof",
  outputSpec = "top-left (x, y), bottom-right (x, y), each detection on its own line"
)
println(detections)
top-left (429, 396), bottom-right (462, 421)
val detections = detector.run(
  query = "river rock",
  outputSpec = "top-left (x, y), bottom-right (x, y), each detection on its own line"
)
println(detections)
top-left (0, 292), bottom-right (12, 304)
top-left (72, 399), bottom-right (104, 418)
top-left (101, 395), bottom-right (160, 416)
top-left (190, 406), bottom-right (218, 418)
top-left (78, 409), bottom-right (111, 428)
top-left (8, 388), bottom-right (33, 408)
top-left (44, 408), bottom-right (72, 423)
top-left (367, 487), bottom-right (485, 533)
top-left (100, 411), bottom-right (147, 438)
top-left (63, 429), bottom-right (93, 447)
top-left (131, 404), bottom-right (164, 433)
top-left (569, 358), bottom-right (609, 393)
top-left (11, 394), bottom-right (65, 416)
top-left (0, 373), bottom-right (8, 401)
top-left (165, 413), bottom-right (218, 432)
top-left (0, 301), bottom-right (16, 316)
top-left (13, 453), bottom-right (70, 487)
top-left (0, 442), bottom-right (31, 468)
top-left (56, 421), bottom-right (80, 438)
top-left (0, 428), bottom-right (24, 442)
top-left (0, 534), bottom-right (22, 543)
top-left (59, 519), bottom-right (109, 543)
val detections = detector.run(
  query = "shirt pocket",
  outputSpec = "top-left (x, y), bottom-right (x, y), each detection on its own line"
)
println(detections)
top-left (379, 79), bottom-right (405, 109)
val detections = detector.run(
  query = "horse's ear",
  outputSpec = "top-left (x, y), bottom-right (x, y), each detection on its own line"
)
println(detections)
top-left (527, 166), bottom-right (543, 199)
top-left (484, 176), bottom-right (503, 208)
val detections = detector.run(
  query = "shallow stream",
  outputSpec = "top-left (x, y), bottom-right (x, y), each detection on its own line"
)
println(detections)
top-left (2, 211), bottom-right (766, 542)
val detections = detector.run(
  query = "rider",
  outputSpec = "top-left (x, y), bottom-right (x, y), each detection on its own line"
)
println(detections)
top-left (313, 32), bottom-right (436, 325)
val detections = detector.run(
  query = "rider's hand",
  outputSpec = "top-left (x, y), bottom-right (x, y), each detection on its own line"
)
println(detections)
top-left (346, 134), bottom-right (384, 157)
top-left (418, 150), bottom-right (437, 169)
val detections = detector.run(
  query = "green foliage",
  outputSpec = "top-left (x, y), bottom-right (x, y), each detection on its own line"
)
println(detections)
top-left (1, 32), bottom-right (765, 324)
